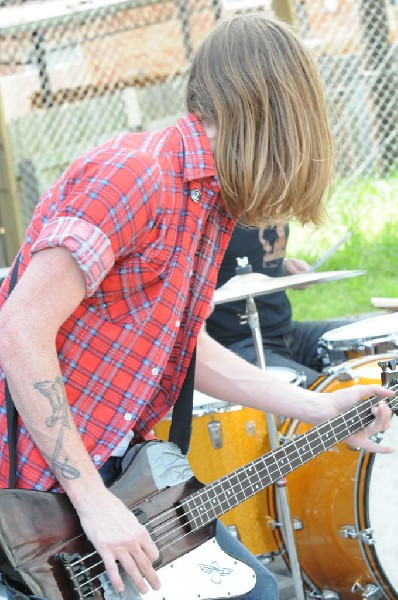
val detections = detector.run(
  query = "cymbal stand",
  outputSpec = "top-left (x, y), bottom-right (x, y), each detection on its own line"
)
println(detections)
top-left (244, 294), bottom-right (306, 600)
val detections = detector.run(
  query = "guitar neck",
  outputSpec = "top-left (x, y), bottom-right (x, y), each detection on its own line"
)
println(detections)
top-left (182, 389), bottom-right (397, 531)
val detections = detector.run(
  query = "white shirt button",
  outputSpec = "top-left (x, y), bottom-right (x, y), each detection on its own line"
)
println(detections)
top-left (151, 367), bottom-right (159, 377)
top-left (124, 413), bottom-right (133, 421)
top-left (93, 454), bottom-right (101, 462)
top-left (175, 320), bottom-right (180, 327)
top-left (189, 270), bottom-right (193, 277)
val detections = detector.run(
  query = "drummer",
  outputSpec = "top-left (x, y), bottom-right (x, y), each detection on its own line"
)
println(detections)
top-left (206, 224), bottom-right (353, 387)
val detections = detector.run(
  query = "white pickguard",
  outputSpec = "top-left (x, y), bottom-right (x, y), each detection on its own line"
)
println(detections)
top-left (100, 537), bottom-right (256, 599)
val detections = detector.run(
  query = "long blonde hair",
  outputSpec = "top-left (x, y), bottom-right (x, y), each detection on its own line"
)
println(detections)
top-left (186, 13), bottom-right (334, 227)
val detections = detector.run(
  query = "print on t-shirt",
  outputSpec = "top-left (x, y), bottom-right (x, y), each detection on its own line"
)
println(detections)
top-left (259, 225), bottom-right (288, 269)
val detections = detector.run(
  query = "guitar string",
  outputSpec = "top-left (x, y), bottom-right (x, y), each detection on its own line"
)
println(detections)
top-left (68, 391), bottom-right (397, 595)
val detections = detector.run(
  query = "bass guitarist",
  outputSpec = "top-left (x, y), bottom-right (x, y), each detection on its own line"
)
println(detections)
top-left (0, 13), bottom-right (393, 600)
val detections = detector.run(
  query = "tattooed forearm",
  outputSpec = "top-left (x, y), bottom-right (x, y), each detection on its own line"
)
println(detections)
top-left (33, 376), bottom-right (70, 428)
top-left (33, 376), bottom-right (80, 480)
top-left (42, 451), bottom-right (80, 479)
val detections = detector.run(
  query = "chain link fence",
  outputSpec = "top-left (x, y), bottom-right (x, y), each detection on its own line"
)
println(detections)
top-left (0, 0), bottom-right (397, 257)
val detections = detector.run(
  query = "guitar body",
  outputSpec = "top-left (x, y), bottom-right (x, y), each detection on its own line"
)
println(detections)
top-left (0, 441), bottom-right (256, 599)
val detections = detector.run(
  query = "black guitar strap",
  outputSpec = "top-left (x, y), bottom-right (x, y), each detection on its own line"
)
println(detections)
top-left (4, 255), bottom-right (21, 488)
top-left (168, 348), bottom-right (196, 455)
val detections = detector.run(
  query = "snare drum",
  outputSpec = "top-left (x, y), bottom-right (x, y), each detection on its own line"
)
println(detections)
top-left (318, 312), bottom-right (398, 369)
top-left (269, 354), bottom-right (398, 599)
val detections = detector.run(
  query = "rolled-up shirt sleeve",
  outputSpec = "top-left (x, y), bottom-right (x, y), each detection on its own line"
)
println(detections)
top-left (28, 137), bottom-right (163, 299)
top-left (31, 217), bottom-right (115, 296)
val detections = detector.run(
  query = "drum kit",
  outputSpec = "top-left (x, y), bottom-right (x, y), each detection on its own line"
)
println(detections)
top-left (154, 264), bottom-right (398, 600)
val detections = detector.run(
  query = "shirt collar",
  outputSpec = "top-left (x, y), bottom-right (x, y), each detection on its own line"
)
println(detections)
top-left (176, 114), bottom-right (218, 183)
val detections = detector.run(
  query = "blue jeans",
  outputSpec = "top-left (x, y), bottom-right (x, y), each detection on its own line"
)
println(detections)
top-left (215, 521), bottom-right (278, 599)
top-left (100, 457), bottom-right (279, 599)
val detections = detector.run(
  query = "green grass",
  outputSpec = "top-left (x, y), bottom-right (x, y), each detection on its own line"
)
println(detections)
top-left (286, 175), bottom-right (398, 320)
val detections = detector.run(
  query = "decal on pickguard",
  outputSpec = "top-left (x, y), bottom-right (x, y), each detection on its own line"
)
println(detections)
top-left (198, 561), bottom-right (233, 584)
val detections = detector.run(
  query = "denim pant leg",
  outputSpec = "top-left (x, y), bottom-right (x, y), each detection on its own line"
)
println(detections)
top-left (215, 522), bottom-right (279, 600)
top-left (227, 336), bottom-right (316, 388)
top-left (290, 319), bottom-right (353, 370)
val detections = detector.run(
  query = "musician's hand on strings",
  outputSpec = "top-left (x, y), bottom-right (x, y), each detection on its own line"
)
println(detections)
top-left (76, 487), bottom-right (161, 594)
top-left (344, 399), bottom-right (393, 452)
top-left (325, 384), bottom-right (394, 454)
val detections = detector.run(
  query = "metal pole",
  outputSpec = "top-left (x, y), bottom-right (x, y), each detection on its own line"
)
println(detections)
top-left (246, 295), bottom-right (306, 600)
top-left (174, 0), bottom-right (193, 60)
top-left (271, 0), bottom-right (295, 25)
top-left (31, 30), bottom-right (54, 108)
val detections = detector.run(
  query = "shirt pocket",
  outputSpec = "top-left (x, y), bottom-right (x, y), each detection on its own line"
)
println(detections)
top-left (92, 250), bottom-right (172, 324)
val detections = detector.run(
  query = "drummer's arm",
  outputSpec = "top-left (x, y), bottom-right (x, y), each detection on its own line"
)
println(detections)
top-left (283, 257), bottom-right (310, 275)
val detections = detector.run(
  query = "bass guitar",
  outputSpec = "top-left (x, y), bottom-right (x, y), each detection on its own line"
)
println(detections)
top-left (0, 366), bottom-right (397, 600)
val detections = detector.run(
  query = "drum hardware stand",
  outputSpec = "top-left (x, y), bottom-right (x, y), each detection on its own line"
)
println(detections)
top-left (235, 258), bottom-right (306, 600)
top-left (244, 294), bottom-right (306, 599)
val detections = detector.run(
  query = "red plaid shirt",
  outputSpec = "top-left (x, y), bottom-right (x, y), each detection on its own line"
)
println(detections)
top-left (0, 115), bottom-right (234, 491)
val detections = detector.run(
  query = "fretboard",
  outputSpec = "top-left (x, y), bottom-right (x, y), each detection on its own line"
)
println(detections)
top-left (182, 389), bottom-right (397, 531)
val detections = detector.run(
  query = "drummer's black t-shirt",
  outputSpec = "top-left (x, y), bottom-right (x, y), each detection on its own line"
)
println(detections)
top-left (206, 224), bottom-right (293, 345)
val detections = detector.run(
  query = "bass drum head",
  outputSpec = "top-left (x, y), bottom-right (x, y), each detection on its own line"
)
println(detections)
top-left (358, 417), bottom-right (398, 597)
top-left (269, 354), bottom-right (398, 599)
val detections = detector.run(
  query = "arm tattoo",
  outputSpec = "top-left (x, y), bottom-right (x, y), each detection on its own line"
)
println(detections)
top-left (33, 376), bottom-right (70, 428)
top-left (33, 376), bottom-right (81, 480)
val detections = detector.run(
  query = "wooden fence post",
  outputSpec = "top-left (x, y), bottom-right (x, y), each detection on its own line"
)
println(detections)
top-left (0, 93), bottom-right (23, 267)
top-left (271, 0), bottom-right (295, 24)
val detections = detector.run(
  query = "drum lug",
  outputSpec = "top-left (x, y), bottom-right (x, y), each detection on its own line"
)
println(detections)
top-left (207, 421), bottom-right (222, 449)
top-left (265, 515), bottom-right (282, 530)
top-left (352, 581), bottom-right (384, 599)
top-left (226, 525), bottom-right (241, 541)
top-left (359, 528), bottom-right (375, 545)
top-left (335, 368), bottom-right (357, 382)
top-left (308, 590), bottom-right (341, 599)
top-left (339, 526), bottom-right (375, 545)
top-left (293, 518), bottom-right (303, 531)
top-left (339, 525), bottom-right (358, 539)
top-left (279, 434), bottom-right (291, 445)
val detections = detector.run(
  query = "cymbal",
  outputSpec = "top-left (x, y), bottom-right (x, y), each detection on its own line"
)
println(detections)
top-left (213, 270), bottom-right (366, 305)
